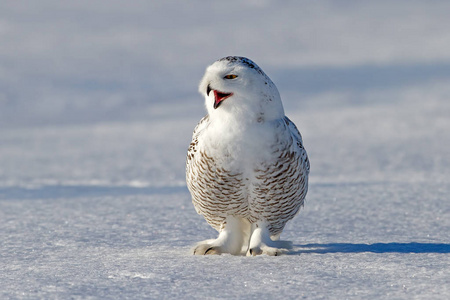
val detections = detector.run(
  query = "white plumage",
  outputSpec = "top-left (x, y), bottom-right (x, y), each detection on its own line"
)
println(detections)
top-left (186, 56), bottom-right (309, 256)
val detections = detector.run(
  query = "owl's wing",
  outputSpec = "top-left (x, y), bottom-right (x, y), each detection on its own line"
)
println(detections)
top-left (186, 115), bottom-right (210, 163)
top-left (247, 116), bottom-right (310, 236)
top-left (284, 116), bottom-right (310, 174)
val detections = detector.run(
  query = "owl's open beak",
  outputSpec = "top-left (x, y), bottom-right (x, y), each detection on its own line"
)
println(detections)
top-left (213, 90), bottom-right (233, 109)
top-left (207, 84), bottom-right (233, 109)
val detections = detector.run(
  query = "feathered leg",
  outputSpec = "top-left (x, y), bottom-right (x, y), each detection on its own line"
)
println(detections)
top-left (247, 222), bottom-right (292, 256)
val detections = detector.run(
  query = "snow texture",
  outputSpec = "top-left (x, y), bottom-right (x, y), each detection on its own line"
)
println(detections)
top-left (1, 1), bottom-right (449, 299)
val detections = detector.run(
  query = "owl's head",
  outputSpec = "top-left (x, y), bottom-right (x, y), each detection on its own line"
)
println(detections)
top-left (199, 56), bottom-right (284, 122)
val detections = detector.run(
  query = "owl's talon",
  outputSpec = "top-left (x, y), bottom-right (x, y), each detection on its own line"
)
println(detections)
top-left (248, 247), bottom-right (262, 256)
top-left (192, 242), bottom-right (223, 255)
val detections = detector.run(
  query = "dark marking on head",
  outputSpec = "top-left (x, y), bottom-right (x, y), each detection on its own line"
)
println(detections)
top-left (218, 56), bottom-right (267, 77)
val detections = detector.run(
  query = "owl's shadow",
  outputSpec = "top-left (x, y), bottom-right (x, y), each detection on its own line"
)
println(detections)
top-left (289, 242), bottom-right (450, 254)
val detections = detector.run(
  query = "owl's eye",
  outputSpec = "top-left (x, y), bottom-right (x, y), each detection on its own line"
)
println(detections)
top-left (224, 74), bottom-right (238, 79)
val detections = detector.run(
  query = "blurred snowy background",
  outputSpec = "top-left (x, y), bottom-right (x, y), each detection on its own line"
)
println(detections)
top-left (1, 1), bottom-right (449, 299)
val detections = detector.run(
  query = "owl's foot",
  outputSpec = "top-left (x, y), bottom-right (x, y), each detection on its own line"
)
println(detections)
top-left (247, 244), bottom-right (290, 256)
top-left (246, 223), bottom-right (292, 256)
top-left (192, 240), bottom-right (223, 255)
top-left (191, 217), bottom-right (250, 255)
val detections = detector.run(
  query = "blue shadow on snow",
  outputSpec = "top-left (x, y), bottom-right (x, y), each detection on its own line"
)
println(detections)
top-left (272, 62), bottom-right (450, 94)
top-left (292, 242), bottom-right (450, 254)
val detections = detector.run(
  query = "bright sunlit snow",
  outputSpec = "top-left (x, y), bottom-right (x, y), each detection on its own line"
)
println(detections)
top-left (1, 1), bottom-right (449, 299)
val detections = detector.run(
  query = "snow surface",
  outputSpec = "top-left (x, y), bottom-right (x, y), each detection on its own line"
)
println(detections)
top-left (1, 1), bottom-right (450, 299)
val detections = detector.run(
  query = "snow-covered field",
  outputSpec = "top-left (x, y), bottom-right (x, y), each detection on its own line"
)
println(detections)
top-left (1, 1), bottom-right (449, 299)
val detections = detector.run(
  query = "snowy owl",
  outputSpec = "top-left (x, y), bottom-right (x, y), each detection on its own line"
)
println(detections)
top-left (186, 56), bottom-right (309, 256)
